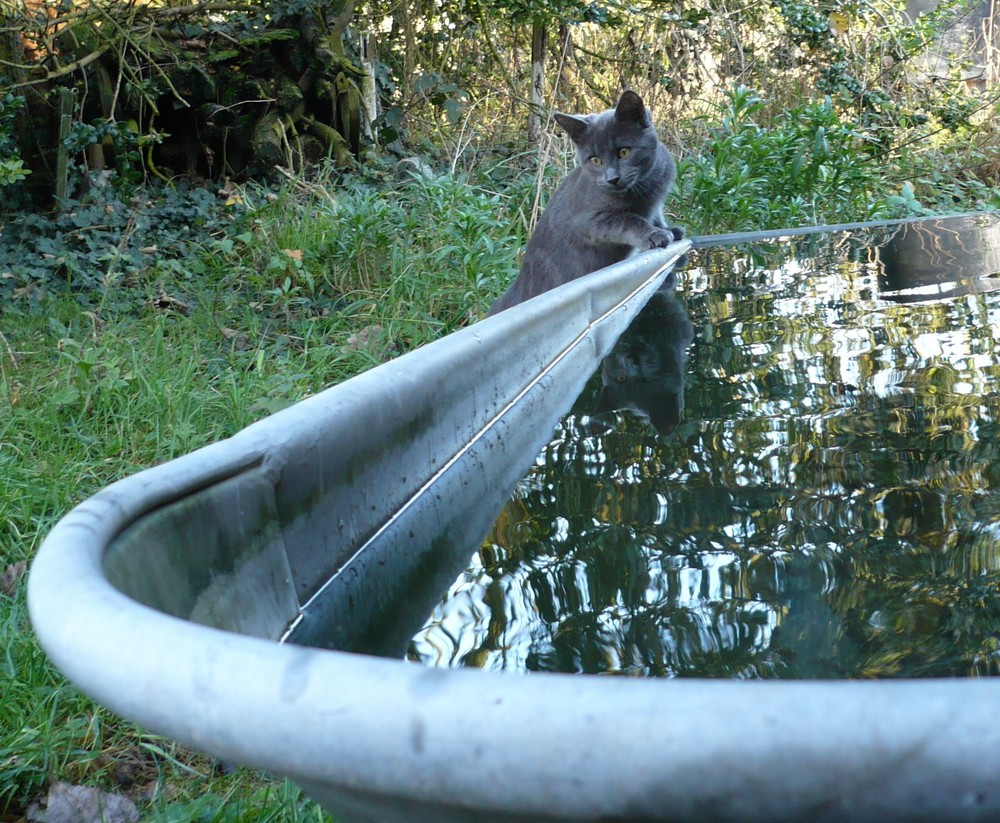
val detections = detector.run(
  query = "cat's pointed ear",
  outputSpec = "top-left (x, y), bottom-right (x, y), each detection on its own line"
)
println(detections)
top-left (554, 111), bottom-right (590, 143)
top-left (615, 91), bottom-right (651, 128)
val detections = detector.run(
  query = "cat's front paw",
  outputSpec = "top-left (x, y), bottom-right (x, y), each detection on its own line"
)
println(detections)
top-left (645, 227), bottom-right (676, 249)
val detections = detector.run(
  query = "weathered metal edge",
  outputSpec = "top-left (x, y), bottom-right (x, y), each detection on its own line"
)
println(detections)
top-left (26, 227), bottom-right (1000, 822)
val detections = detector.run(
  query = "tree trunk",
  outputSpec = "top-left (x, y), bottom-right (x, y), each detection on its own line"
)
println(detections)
top-left (528, 18), bottom-right (546, 144)
top-left (985, 0), bottom-right (998, 86)
top-left (359, 32), bottom-right (377, 142)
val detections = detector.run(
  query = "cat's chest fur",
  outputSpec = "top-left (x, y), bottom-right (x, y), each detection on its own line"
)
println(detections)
top-left (489, 91), bottom-right (682, 316)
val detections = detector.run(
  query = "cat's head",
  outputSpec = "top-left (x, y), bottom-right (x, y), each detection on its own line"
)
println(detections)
top-left (554, 91), bottom-right (658, 193)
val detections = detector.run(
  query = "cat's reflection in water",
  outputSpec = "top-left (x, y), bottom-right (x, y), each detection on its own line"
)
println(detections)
top-left (593, 276), bottom-right (693, 436)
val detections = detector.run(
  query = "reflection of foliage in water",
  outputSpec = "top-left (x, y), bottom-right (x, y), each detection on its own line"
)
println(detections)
top-left (410, 216), bottom-right (1000, 679)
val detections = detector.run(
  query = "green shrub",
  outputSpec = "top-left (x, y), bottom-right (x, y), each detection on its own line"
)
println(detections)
top-left (675, 86), bottom-right (910, 234)
top-left (0, 95), bottom-right (30, 208)
top-left (0, 184), bottom-right (228, 303)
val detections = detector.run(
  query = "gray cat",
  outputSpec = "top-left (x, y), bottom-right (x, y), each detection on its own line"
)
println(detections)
top-left (489, 91), bottom-right (683, 316)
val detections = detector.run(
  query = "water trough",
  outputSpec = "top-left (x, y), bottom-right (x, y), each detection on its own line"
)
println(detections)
top-left (28, 223), bottom-right (1000, 822)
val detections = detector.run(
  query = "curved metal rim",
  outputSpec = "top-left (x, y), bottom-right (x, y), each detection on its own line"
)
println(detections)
top-left (27, 227), bottom-right (1000, 822)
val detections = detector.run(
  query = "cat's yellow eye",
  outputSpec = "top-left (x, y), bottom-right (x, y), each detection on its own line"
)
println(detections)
top-left (589, 156), bottom-right (603, 166)
top-left (618, 147), bottom-right (632, 159)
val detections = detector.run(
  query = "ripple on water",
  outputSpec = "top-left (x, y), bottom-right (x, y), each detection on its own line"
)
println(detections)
top-left (409, 215), bottom-right (1000, 679)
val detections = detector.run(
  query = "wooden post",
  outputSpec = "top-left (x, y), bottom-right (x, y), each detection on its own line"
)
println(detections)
top-left (55, 87), bottom-right (73, 208)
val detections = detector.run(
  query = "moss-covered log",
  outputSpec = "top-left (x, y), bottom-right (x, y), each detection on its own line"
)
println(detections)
top-left (250, 110), bottom-right (290, 168)
top-left (305, 118), bottom-right (353, 168)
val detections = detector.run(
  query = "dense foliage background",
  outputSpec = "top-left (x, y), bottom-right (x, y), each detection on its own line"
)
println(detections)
top-left (2, 0), bottom-right (1000, 818)
top-left (3, 0), bottom-right (1000, 217)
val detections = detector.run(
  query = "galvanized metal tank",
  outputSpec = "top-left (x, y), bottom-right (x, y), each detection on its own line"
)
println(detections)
top-left (28, 227), bottom-right (1000, 822)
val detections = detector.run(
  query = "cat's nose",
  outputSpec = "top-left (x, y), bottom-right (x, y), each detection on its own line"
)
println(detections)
top-left (605, 169), bottom-right (621, 186)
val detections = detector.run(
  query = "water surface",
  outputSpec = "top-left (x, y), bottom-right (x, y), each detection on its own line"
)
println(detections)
top-left (410, 214), bottom-right (1000, 679)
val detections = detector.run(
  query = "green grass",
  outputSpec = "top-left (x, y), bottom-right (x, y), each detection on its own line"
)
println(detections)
top-left (2, 96), bottom-right (999, 817)
top-left (0, 296), bottom-right (335, 819)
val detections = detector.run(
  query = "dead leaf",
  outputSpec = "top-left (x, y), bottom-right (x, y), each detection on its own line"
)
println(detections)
top-left (829, 10), bottom-right (849, 36)
top-left (101, 747), bottom-right (157, 791)
top-left (27, 782), bottom-right (139, 823)
top-left (344, 325), bottom-right (384, 351)
top-left (1, 561), bottom-right (26, 597)
top-left (149, 287), bottom-right (191, 316)
top-left (220, 327), bottom-right (251, 351)
top-left (11, 284), bottom-right (39, 301)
